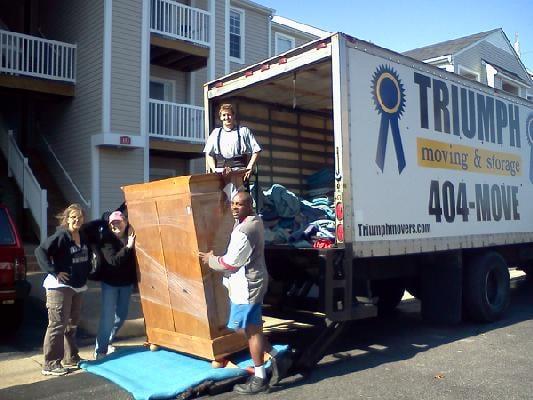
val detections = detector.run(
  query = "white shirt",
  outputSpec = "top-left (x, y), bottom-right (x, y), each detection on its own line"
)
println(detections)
top-left (203, 126), bottom-right (261, 162)
top-left (43, 274), bottom-right (87, 293)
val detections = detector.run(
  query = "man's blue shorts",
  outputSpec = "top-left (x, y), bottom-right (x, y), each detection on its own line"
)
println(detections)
top-left (227, 302), bottom-right (262, 331)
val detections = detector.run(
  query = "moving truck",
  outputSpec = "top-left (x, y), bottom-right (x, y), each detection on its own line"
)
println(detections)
top-left (203, 33), bottom-right (533, 368)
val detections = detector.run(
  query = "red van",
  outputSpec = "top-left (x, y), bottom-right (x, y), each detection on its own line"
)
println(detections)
top-left (0, 205), bottom-right (31, 330)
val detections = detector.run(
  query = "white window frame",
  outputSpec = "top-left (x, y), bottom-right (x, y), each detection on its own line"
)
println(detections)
top-left (500, 78), bottom-right (520, 96)
top-left (457, 65), bottom-right (480, 82)
top-left (229, 7), bottom-right (245, 64)
top-left (149, 77), bottom-right (175, 102)
top-left (274, 32), bottom-right (295, 55)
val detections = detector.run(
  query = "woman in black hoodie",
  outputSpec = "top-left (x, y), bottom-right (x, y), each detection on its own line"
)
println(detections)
top-left (93, 210), bottom-right (136, 359)
top-left (35, 204), bottom-right (91, 376)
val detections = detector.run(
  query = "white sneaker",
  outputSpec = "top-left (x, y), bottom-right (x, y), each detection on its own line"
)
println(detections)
top-left (42, 366), bottom-right (69, 376)
top-left (94, 352), bottom-right (106, 360)
top-left (107, 345), bottom-right (116, 354)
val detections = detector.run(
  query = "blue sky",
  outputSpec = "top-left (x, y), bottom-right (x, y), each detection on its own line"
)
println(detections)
top-left (259, 0), bottom-right (533, 71)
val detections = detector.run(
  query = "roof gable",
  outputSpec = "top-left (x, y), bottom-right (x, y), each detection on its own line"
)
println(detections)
top-left (402, 29), bottom-right (500, 61)
top-left (271, 16), bottom-right (330, 39)
top-left (403, 28), bottom-right (532, 87)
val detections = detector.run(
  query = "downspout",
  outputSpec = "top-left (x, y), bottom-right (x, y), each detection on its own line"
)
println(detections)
top-left (189, 0), bottom-right (196, 105)
top-left (141, 0), bottom-right (150, 182)
top-left (268, 14), bottom-right (271, 58)
top-left (224, 0), bottom-right (230, 75)
top-left (208, 0), bottom-right (215, 81)
top-left (93, 0), bottom-right (113, 219)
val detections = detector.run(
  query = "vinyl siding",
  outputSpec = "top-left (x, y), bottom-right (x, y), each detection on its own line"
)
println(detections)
top-left (189, 0), bottom-right (210, 105)
top-left (453, 46), bottom-right (485, 84)
top-left (99, 148), bottom-right (145, 212)
top-left (455, 41), bottom-right (531, 86)
top-left (195, 67), bottom-right (208, 107)
top-left (38, 0), bottom-right (104, 207)
top-left (214, 0), bottom-right (226, 77)
top-left (229, 5), bottom-right (269, 72)
top-left (111, 0), bottom-right (143, 134)
top-left (192, 0), bottom-right (209, 13)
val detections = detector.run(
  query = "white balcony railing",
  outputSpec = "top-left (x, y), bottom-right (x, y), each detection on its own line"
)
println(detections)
top-left (0, 29), bottom-right (76, 82)
top-left (149, 99), bottom-right (205, 143)
top-left (150, 0), bottom-right (210, 47)
top-left (1, 131), bottom-right (47, 242)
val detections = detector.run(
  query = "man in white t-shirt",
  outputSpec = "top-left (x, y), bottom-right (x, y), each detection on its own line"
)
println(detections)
top-left (204, 103), bottom-right (261, 183)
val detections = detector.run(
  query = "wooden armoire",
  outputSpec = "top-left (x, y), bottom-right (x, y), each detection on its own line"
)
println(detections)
top-left (123, 173), bottom-right (247, 360)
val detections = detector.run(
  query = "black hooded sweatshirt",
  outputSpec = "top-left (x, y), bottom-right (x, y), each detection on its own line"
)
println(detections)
top-left (89, 222), bottom-right (137, 287)
top-left (35, 227), bottom-right (91, 289)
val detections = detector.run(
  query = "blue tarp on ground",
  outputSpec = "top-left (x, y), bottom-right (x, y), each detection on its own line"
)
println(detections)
top-left (80, 345), bottom-right (287, 400)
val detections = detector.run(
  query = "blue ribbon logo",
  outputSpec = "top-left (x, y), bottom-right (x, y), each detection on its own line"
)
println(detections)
top-left (372, 65), bottom-right (406, 173)
top-left (526, 113), bottom-right (533, 183)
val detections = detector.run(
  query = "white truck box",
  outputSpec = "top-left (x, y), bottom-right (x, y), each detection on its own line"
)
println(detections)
top-left (206, 33), bottom-right (533, 257)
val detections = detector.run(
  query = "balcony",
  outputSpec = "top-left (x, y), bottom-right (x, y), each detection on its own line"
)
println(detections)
top-left (149, 99), bottom-right (204, 146)
top-left (0, 29), bottom-right (76, 96)
top-left (150, 0), bottom-right (210, 72)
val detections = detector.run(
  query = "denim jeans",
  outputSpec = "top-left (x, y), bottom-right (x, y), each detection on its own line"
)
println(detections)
top-left (43, 287), bottom-right (83, 369)
top-left (95, 282), bottom-right (133, 355)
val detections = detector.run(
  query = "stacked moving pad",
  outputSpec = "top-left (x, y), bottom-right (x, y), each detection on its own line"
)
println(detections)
top-left (256, 168), bottom-right (336, 248)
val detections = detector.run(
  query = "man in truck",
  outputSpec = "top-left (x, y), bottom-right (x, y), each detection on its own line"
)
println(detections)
top-left (203, 104), bottom-right (261, 199)
top-left (199, 190), bottom-right (280, 394)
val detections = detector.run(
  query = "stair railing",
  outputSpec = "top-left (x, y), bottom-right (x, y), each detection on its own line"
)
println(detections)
top-left (38, 134), bottom-right (91, 210)
top-left (2, 130), bottom-right (48, 242)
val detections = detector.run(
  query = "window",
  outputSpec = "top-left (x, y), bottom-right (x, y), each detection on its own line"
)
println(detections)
top-left (458, 65), bottom-right (479, 82)
top-left (501, 80), bottom-right (519, 96)
top-left (229, 8), bottom-right (244, 63)
top-left (149, 79), bottom-right (174, 102)
top-left (0, 208), bottom-right (16, 245)
top-left (275, 32), bottom-right (295, 55)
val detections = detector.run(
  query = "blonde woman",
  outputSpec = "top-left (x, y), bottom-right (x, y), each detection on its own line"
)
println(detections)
top-left (35, 204), bottom-right (91, 376)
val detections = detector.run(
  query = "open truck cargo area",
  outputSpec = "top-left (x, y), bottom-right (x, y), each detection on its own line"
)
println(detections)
top-left (204, 32), bottom-right (533, 330)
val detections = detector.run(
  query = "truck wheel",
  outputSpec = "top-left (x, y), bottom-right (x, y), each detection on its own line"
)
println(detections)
top-left (371, 279), bottom-right (405, 316)
top-left (464, 252), bottom-right (510, 322)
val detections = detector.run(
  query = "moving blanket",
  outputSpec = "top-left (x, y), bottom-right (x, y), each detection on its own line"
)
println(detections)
top-left (80, 345), bottom-right (287, 400)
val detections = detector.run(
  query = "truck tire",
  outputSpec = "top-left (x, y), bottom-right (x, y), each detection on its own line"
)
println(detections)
top-left (464, 252), bottom-right (510, 322)
top-left (371, 279), bottom-right (405, 316)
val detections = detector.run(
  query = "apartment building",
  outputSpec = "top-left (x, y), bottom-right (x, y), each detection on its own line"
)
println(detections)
top-left (0, 0), bottom-right (327, 241)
